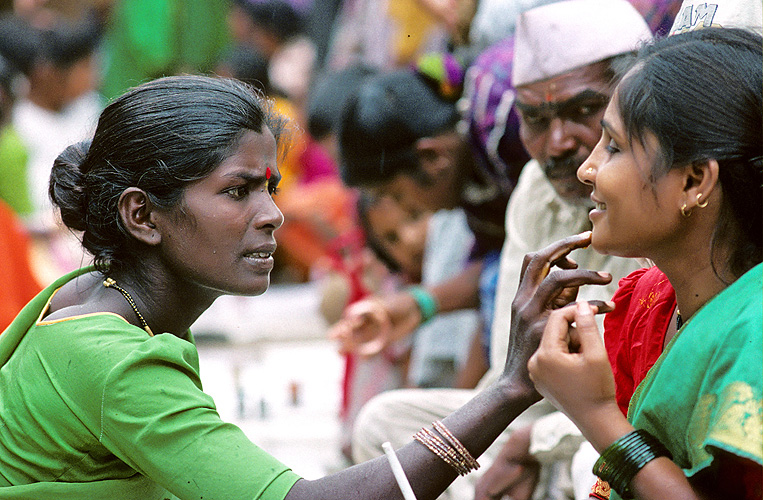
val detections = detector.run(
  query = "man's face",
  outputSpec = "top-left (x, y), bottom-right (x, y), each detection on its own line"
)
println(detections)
top-left (515, 61), bottom-right (613, 205)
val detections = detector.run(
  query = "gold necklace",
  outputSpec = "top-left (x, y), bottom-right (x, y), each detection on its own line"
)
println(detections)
top-left (103, 277), bottom-right (154, 336)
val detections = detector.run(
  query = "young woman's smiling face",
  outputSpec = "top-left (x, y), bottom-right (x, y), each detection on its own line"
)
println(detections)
top-left (577, 95), bottom-right (686, 259)
top-left (154, 128), bottom-right (284, 298)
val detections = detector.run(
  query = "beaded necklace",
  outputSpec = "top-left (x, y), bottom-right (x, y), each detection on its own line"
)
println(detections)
top-left (103, 277), bottom-right (154, 336)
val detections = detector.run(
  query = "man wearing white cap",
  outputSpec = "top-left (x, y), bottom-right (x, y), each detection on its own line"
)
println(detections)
top-left (352, 1), bottom-right (650, 498)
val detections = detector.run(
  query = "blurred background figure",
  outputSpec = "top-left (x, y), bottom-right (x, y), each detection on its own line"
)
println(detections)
top-left (100, 0), bottom-right (229, 100)
top-left (0, 198), bottom-right (41, 332)
top-left (229, 0), bottom-right (315, 110)
top-left (0, 12), bottom-right (101, 283)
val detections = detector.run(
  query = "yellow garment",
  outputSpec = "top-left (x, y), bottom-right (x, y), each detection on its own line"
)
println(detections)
top-left (386, 0), bottom-right (438, 66)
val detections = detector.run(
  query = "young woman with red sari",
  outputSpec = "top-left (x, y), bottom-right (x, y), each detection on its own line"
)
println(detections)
top-left (529, 27), bottom-right (762, 500)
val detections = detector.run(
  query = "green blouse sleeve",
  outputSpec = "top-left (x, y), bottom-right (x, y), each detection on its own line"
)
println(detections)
top-left (96, 333), bottom-right (300, 500)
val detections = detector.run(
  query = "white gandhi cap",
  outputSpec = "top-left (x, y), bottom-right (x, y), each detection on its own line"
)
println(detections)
top-left (512, 0), bottom-right (652, 87)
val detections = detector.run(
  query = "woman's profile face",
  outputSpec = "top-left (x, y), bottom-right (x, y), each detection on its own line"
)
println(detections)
top-left (154, 128), bottom-right (284, 298)
top-left (577, 95), bottom-right (686, 259)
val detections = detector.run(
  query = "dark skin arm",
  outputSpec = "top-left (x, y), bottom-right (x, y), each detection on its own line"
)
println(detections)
top-left (304, 233), bottom-right (613, 499)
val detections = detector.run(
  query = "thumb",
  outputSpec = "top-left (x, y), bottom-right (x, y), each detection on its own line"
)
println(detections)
top-left (574, 301), bottom-right (603, 352)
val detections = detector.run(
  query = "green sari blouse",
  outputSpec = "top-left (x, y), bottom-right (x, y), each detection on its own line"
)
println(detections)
top-left (612, 264), bottom-right (762, 498)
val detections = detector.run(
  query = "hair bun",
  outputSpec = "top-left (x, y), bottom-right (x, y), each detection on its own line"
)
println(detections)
top-left (49, 140), bottom-right (91, 232)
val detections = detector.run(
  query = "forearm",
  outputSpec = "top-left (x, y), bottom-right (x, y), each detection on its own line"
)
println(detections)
top-left (429, 260), bottom-right (483, 313)
top-left (286, 377), bottom-right (537, 500)
top-left (574, 407), bottom-right (705, 500)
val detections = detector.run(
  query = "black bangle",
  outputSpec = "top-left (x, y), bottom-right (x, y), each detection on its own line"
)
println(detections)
top-left (592, 429), bottom-right (672, 499)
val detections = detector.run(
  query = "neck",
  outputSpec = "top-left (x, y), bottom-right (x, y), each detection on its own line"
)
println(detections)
top-left (651, 235), bottom-right (734, 323)
top-left (109, 263), bottom-right (219, 337)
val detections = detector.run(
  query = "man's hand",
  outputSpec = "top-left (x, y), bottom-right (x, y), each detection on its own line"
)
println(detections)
top-left (473, 425), bottom-right (539, 500)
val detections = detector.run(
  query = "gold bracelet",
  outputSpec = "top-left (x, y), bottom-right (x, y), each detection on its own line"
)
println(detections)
top-left (433, 420), bottom-right (480, 471)
top-left (413, 422), bottom-right (481, 476)
top-left (413, 428), bottom-right (470, 475)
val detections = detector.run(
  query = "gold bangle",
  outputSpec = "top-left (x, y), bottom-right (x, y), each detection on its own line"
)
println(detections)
top-left (433, 420), bottom-right (480, 471)
top-left (413, 428), bottom-right (470, 475)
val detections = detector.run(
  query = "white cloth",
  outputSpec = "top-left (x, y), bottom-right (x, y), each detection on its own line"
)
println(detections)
top-left (352, 159), bottom-right (641, 499)
top-left (12, 92), bottom-right (102, 232)
top-left (408, 208), bottom-right (479, 387)
top-left (669, 0), bottom-right (763, 34)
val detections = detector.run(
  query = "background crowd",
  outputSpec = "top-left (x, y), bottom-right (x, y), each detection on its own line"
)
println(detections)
top-left (0, 0), bottom-right (760, 499)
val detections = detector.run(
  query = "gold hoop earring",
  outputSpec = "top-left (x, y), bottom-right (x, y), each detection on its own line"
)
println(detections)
top-left (680, 203), bottom-right (692, 218)
top-left (696, 193), bottom-right (708, 208)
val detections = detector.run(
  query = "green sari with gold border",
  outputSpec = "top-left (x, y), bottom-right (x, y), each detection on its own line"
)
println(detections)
top-left (610, 264), bottom-right (762, 498)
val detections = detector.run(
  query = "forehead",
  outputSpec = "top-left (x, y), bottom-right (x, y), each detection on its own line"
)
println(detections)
top-left (515, 61), bottom-right (613, 107)
top-left (216, 128), bottom-right (279, 176)
top-left (366, 195), bottom-right (407, 228)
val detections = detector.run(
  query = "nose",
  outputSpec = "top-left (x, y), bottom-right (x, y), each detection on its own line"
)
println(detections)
top-left (255, 195), bottom-right (284, 231)
top-left (400, 221), bottom-right (425, 253)
top-left (577, 151), bottom-right (599, 185)
top-left (547, 117), bottom-right (577, 158)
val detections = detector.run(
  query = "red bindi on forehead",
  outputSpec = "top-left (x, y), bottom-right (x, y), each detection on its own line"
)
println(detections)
top-left (266, 167), bottom-right (271, 180)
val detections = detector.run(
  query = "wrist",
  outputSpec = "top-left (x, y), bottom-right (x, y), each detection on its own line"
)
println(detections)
top-left (592, 429), bottom-right (673, 499)
top-left (493, 375), bottom-right (541, 411)
top-left (407, 285), bottom-right (438, 324)
top-left (572, 402), bottom-right (633, 454)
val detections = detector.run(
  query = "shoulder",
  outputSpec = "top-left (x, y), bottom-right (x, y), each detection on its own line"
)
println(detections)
top-left (510, 160), bottom-right (550, 200)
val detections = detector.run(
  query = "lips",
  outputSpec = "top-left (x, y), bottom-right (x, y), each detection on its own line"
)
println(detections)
top-left (243, 251), bottom-right (273, 259)
top-left (243, 242), bottom-right (276, 260)
top-left (590, 194), bottom-right (606, 212)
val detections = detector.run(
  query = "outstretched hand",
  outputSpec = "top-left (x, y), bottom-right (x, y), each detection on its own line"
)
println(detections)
top-left (502, 232), bottom-right (613, 394)
top-left (327, 292), bottom-right (421, 356)
top-left (528, 301), bottom-right (622, 444)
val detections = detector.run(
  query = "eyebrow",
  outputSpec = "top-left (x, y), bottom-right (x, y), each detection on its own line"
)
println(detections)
top-left (515, 89), bottom-right (609, 113)
top-left (224, 169), bottom-right (281, 185)
top-left (600, 119), bottom-right (623, 141)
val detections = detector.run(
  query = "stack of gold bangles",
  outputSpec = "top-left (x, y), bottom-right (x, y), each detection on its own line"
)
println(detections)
top-left (413, 420), bottom-right (480, 476)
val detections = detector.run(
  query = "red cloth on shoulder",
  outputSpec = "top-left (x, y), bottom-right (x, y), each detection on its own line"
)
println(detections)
top-left (0, 200), bottom-right (42, 333)
top-left (603, 266), bottom-right (676, 416)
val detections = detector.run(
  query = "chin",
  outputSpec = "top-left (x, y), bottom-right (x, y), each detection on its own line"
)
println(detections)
top-left (230, 276), bottom-right (271, 297)
top-left (591, 232), bottom-right (638, 259)
top-left (590, 229), bottom-right (613, 255)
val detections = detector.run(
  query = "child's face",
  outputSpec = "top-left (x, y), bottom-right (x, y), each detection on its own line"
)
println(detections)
top-left (366, 196), bottom-right (429, 281)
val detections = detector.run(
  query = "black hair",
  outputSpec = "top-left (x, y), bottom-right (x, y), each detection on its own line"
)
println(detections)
top-left (616, 27), bottom-right (762, 278)
top-left (218, 44), bottom-right (272, 95)
top-left (233, 0), bottom-right (304, 42)
top-left (49, 75), bottom-right (289, 274)
top-left (307, 63), bottom-right (376, 141)
top-left (338, 70), bottom-right (460, 188)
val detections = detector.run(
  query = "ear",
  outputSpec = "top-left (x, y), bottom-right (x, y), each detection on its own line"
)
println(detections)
top-left (117, 188), bottom-right (161, 246)
top-left (681, 159), bottom-right (720, 210)
top-left (414, 136), bottom-right (453, 180)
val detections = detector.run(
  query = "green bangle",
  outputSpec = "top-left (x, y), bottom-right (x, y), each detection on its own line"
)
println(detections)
top-left (408, 286), bottom-right (438, 324)
top-left (592, 429), bottom-right (672, 499)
